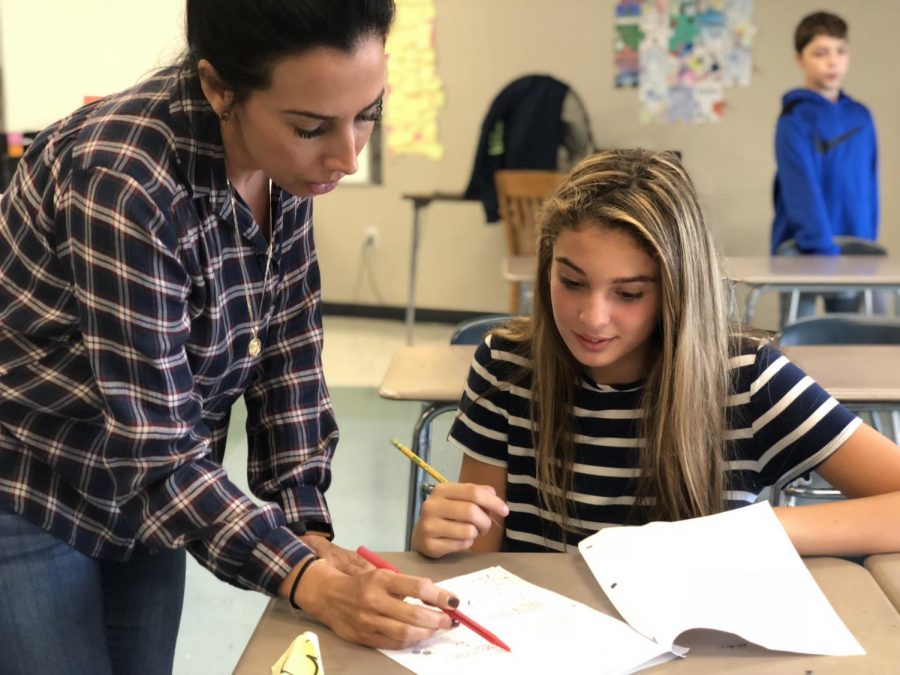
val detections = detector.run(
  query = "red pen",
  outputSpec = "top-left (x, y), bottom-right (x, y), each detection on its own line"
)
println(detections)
top-left (356, 546), bottom-right (511, 652)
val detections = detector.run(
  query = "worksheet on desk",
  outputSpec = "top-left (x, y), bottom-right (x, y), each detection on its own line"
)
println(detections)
top-left (380, 566), bottom-right (681, 675)
top-left (578, 501), bottom-right (865, 657)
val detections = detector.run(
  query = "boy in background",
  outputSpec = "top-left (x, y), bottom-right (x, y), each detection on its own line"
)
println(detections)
top-left (771, 11), bottom-right (879, 322)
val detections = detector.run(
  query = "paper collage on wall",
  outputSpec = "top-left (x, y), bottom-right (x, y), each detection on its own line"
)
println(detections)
top-left (614, 0), bottom-right (756, 123)
top-left (385, 0), bottom-right (446, 159)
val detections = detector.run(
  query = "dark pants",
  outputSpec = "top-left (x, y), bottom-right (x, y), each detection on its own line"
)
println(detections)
top-left (0, 505), bottom-right (186, 675)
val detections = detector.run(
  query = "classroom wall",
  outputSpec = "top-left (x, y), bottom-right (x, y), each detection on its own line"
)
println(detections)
top-left (0, 0), bottom-right (185, 129)
top-left (2, 1), bottom-right (897, 329)
top-left (312, 0), bottom-right (900, 327)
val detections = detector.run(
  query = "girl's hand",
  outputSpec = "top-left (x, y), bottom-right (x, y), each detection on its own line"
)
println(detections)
top-left (287, 559), bottom-right (459, 649)
top-left (411, 482), bottom-right (509, 558)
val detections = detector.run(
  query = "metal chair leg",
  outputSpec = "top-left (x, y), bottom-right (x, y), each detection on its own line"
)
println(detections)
top-left (788, 290), bottom-right (800, 325)
top-left (871, 410), bottom-right (885, 437)
top-left (404, 402), bottom-right (457, 549)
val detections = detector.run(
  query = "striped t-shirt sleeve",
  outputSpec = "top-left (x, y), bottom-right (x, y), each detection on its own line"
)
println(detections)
top-left (742, 343), bottom-right (861, 488)
top-left (448, 335), bottom-right (517, 469)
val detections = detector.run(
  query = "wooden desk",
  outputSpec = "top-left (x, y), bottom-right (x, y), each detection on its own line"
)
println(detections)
top-left (781, 346), bottom-right (900, 404)
top-left (379, 344), bottom-right (475, 403)
top-left (379, 343), bottom-right (900, 542)
top-left (865, 553), bottom-right (900, 614)
top-left (382, 344), bottom-right (900, 407)
top-left (503, 254), bottom-right (536, 283)
top-left (234, 552), bottom-right (900, 674)
top-left (503, 255), bottom-right (900, 324)
top-left (783, 345), bottom-right (900, 445)
top-left (725, 255), bottom-right (900, 324)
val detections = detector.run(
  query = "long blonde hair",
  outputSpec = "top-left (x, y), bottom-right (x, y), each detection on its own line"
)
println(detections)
top-left (498, 149), bottom-right (733, 527)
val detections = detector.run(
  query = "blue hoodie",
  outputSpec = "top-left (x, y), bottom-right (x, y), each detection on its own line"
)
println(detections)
top-left (771, 89), bottom-right (878, 254)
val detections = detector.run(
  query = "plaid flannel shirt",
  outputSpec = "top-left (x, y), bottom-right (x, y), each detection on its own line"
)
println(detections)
top-left (0, 67), bottom-right (337, 595)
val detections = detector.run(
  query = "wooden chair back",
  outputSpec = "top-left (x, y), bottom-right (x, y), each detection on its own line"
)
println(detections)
top-left (494, 170), bottom-right (566, 256)
top-left (494, 170), bottom-right (566, 312)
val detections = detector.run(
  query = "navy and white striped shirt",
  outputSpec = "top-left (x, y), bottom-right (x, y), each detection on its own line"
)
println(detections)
top-left (449, 334), bottom-right (860, 552)
top-left (0, 67), bottom-right (337, 595)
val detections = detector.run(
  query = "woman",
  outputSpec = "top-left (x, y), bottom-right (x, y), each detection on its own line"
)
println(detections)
top-left (412, 149), bottom-right (900, 559)
top-left (0, 2), bottom-right (456, 673)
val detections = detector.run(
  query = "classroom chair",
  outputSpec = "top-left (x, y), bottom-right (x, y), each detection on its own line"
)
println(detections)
top-left (404, 314), bottom-right (511, 548)
top-left (494, 170), bottom-right (566, 314)
top-left (776, 236), bottom-right (889, 327)
top-left (406, 314), bottom-right (511, 550)
top-left (773, 314), bottom-right (900, 506)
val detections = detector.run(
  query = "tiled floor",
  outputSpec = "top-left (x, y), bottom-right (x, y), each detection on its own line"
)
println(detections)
top-left (173, 317), bottom-right (459, 674)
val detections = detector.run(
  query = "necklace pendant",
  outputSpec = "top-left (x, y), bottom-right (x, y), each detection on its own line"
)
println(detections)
top-left (248, 336), bottom-right (262, 358)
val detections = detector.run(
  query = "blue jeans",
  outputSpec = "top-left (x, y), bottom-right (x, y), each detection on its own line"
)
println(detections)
top-left (0, 505), bottom-right (185, 675)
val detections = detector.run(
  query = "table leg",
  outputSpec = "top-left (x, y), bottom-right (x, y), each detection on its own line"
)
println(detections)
top-left (405, 204), bottom-right (423, 345)
top-left (743, 287), bottom-right (762, 324)
top-left (726, 281), bottom-right (737, 320)
top-left (788, 289), bottom-right (800, 325)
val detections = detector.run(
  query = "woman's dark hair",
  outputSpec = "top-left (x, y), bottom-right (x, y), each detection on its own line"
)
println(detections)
top-left (185, 0), bottom-right (395, 102)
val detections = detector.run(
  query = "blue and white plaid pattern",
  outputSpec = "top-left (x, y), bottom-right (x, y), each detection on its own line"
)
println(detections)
top-left (0, 67), bottom-right (336, 595)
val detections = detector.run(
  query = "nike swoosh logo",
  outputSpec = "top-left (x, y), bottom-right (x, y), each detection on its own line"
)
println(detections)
top-left (815, 127), bottom-right (863, 153)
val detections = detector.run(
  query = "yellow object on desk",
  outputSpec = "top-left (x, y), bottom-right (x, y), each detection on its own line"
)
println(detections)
top-left (271, 631), bottom-right (324, 675)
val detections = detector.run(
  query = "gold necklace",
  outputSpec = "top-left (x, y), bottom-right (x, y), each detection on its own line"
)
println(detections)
top-left (228, 178), bottom-right (274, 358)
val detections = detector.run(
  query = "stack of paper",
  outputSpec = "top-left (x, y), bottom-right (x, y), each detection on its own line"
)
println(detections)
top-left (382, 502), bottom-right (862, 674)
top-left (577, 501), bottom-right (864, 656)
top-left (381, 566), bottom-right (679, 674)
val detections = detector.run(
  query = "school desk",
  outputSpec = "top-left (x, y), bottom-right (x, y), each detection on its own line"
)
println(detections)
top-left (378, 344), bottom-right (477, 546)
top-left (865, 554), bottom-right (900, 615)
top-left (780, 346), bottom-right (900, 405)
top-left (503, 254), bottom-right (535, 284)
top-left (726, 255), bottom-right (900, 324)
top-left (233, 552), bottom-right (900, 674)
top-left (401, 193), bottom-right (477, 345)
top-left (380, 344), bottom-right (900, 541)
top-left (782, 345), bottom-right (900, 443)
top-left (503, 255), bottom-right (900, 325)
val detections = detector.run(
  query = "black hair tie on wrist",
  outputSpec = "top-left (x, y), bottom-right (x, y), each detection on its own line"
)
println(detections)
top-left (288, 556), bottom-right (320, 611)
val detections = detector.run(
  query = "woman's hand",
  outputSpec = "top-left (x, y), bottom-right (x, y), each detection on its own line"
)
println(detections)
top-left (285, 559), bottom-right (459, 649)
top-left (412, 482), bottom-right (509, 559)
top-left (298, 533), bottom-right (371, 575)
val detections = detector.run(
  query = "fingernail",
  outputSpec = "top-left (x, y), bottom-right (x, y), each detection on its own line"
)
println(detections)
top-left (449, 596), bottom-right (460, 608)
top-left (451, 619), bottom-right (460, 628)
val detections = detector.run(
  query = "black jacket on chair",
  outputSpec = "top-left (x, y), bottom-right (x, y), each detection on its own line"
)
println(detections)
top-left (464, 75), bottom-right (570, 222)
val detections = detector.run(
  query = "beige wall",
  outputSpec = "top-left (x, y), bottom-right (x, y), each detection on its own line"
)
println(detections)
top-left (314, 0), bottom-right (900, 328)
top-left (2, 1), bottom-right (896, 327)
top-left (0, 0), bottom-right (185, 130)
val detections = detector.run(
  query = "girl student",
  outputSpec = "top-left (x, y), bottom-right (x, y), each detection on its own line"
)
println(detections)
top-left (0, 2), bottom-right (458, 672)
top-left (413, 149), bottom-right (900, 559)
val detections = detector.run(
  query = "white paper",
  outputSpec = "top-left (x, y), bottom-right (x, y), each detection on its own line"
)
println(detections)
top-left (380, 566), bottom-right (677, 675)
top-left (578, 501), bottom-right (864, 656)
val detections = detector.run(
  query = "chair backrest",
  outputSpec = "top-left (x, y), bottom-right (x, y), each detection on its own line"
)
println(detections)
top-left (834, 236), bottom-right (887, 256)
top-left (494, 170), bottom-right (566, 257)
top-left (776, 236), bottom-right (887, 257)
top-left (776, 314), bottom-right (900, 346)
top-left (450, 314), bottom-right (511, 345)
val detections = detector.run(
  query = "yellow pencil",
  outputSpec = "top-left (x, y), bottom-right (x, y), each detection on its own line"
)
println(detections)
top-left (392, 438), bottom-right (504, 530)
top-left (391, 438), bottom-right (448, 483)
